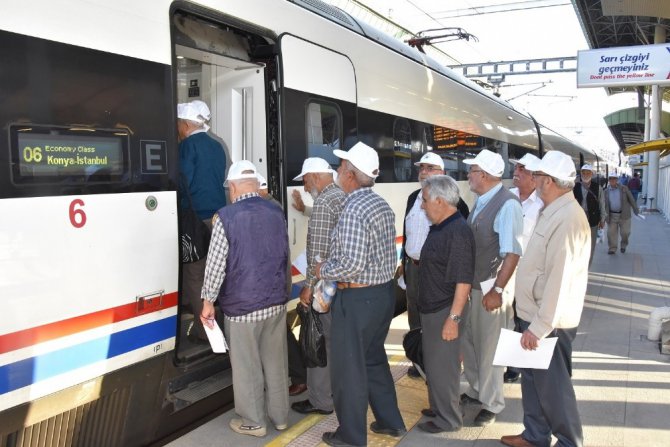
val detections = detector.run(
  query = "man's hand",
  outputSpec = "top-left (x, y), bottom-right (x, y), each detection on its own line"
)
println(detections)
top-left (315, 262), bottom-right (323, 279)
top-left (292, 190), bottom-right (305, 212)
top-left (299, 286), bottom-right (312, 308)
top-left (395, 263), bottom-right (404, 279)
top-left (598, 221), bottom-right (605, 229)
top-left (442, 318), bottom-right (459, 341)
top-left (482, 289), bottom-right (503, 312)
top-left (520, 329), bottom-right (539, 351)
top-left (200, 300), bottom-right (216, 329)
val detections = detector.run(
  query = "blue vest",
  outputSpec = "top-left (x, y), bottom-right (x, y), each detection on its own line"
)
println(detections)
top-left (216, 196), bottom-right (288, 316)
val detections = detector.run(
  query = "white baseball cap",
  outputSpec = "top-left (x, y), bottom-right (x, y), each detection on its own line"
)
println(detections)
top-left (414, 152), bottom-right (444, 169)
top-left (177, 100), bottom-right (211, 124)
top-left (293, 157), bottom-right (335, 181)
top-left (257, 173), bottom-right (268, 189)
top-left (525, 151), bottom-right (577, 182)
top-left (581, 164), bottom-right (594, 172)
top-left (510, 153), bottom-right (541, 168)
top-left (463, 149), bottom-right (505, 177)
top-left (224, 160), bottom-right (258, 186)
top-left (333, 142), bottom-right (380, 178)
top-left (608, 172), bottom-right (618, 178)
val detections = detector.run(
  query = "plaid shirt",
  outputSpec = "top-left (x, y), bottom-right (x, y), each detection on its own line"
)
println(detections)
top-left (320, 187), bottom-right (396, 285)
top-left (201, 192), bottom-right (284, 322)
top-left (305, 183), bottom-right (346, 288)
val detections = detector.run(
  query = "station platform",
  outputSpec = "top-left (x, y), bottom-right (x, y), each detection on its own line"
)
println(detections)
top-left (167, 213), bottom-right (670, 447)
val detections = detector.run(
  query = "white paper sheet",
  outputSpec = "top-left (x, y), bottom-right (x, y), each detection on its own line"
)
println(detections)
top-left (293, 251), bottom-right (308, 276)
top-left (492, 328), bottom-right (558, 369)
top-left (397, 275), bottom-right (406, 290)
top-left (203, 320), bottom-right (229, 353)
top-left (480, 277), bottom-right (495, 295)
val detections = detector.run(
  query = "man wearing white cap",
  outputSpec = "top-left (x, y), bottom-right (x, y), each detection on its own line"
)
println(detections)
top-left (604, 173), bottom-right (639, 255)
top-left (291, 157), bottom-right (345, 416)
top-left (315, 143), bottom-right (405, 446)
top-left (573, 164), bottom-right (605, 265)
top-left (177, 100), bottom-right (228, 343)
top-left (461, 149), bottom-right (523, 427)
top-left (200, 160), bottom-right (289, 438)
top-left (504, 153), bottom-right (544, 384)
top-left (399, 152), bottom-right (469, 379)
top-left (501, 151), bottom-right (589, 447)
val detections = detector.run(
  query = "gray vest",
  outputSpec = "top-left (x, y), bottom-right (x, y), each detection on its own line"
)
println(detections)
top-left (467, 186), bottom-right (519, 290)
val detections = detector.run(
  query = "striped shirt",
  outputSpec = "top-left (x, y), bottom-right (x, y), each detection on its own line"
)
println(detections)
top-left (320, 187), bottom-right (396, 285)
top-left (305, 183), bottom-right (346, 288)
top-left (200, 192), bottom-right (284, 322)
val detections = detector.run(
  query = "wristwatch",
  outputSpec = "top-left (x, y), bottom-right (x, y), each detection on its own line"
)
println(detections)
top-left (449, 314), bottom-right (462, 323)
top-left (493, 286), bottom-right (504, 294)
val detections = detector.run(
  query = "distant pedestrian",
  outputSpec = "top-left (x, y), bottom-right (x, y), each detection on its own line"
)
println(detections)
top-left (501, 151), bottom-right (589, 447)
top-left (200, 160), bottom-right (289, 438)
top-left (604, 173), bottom-right (639, 254)
top-left (316, 142), bottom-right (406, 446)
top-left (628, 173), bottom-right (641, 202)
top-left (573, 164), bottom-right (605, 267)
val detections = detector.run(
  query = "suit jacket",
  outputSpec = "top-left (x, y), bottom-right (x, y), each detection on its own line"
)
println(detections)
top-left (401, 188), bottom-right (470, 263)
top-left (604, 184), bottom-right (639, 221)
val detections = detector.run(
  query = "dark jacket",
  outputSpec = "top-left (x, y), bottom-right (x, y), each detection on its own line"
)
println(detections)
top-left (573, 181), bottom-right (602, 227)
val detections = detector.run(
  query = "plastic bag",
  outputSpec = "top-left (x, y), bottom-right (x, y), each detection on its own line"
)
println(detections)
top-left (312, 279), bottom-right (335, 313)
top-left (297, 304), bottom-right (327, 368)
top-left (596, 228), bottom-right (604, 244)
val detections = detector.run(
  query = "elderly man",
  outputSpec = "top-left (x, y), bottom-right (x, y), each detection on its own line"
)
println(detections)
top-left (177, 100), bottom-right (227, 343)
top-left (315, 142), bottom-right (405, 447)
top-left (399, 153), bottom-right (469, 378)
top-left (573, 164), bottom-right (605, 265)
top-left (461, 149), bottom-right (523, 427)
top-left (505, 153), bottom-right (543, 383)
top-left (291, 157), bottom-right (345, 416)
top-left (501, 151), bottom-right (590, 447)
top-left (415, 175), bottom-right (475, 435)
top-left (200, 160), bottom-right (289, 438)
top-left (604, 173), bottom-right (639, 254)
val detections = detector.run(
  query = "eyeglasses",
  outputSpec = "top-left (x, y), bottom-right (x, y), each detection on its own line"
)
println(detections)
top-left (468, 169), bottom-right (484, 175)
top-left (418, 165), bottom-right (441, 172)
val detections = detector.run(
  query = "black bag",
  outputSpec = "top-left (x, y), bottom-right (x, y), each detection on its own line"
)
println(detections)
top-left (179, 177), bottom-right (211, 263)
top-left (297, 304), bottom-right (327, 368)
top-left (402, 327), bottom-right (423, 371)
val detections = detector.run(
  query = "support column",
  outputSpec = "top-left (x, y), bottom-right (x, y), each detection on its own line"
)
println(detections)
top-left (646, 25), bottom-right (666, 210)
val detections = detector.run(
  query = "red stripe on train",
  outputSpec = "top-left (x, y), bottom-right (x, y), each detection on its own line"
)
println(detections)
top-left (0, 292), bottom-right (179, 355)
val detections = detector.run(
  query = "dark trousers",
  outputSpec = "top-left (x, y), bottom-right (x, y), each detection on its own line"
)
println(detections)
top-left (519, 320), bottom-right (583, 447)
top-left (287, 325), bottom-right (306, 385)
top-left (330, 281), bottom-right (405, 446)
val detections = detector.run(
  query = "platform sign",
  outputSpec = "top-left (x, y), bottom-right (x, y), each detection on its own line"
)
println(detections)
top-left (577, 43), bottom-right (670, 88)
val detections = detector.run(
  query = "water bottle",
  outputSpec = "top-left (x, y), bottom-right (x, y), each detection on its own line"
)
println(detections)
top-left (313, 279), bottom-right (336, 313)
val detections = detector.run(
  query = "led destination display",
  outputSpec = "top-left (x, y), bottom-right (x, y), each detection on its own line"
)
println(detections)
top-left (18, 132), bottom-right (125, 177)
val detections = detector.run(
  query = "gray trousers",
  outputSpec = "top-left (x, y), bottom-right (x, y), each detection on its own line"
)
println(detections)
top-left (421, 304), bottom-right (469, 430)
top-left (224, 310), bottom-right (289, 429)
top-left (307, 310), bottom-right (333, 411)
top-left (462, 289), bottom-right (506, 414)
top-left (519, 320), bottom-right (583, 447)
top-left (607, 213), bottom-right (631, 251)
top-left (404, 259), bottom-right (421, 330)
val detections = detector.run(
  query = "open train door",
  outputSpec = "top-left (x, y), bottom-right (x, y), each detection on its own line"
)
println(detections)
top-left (277, 34), bottom-right (357, 303)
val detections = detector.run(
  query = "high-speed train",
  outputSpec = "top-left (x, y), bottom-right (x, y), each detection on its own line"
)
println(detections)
top-left (0, 0), bottom-right (600, 445)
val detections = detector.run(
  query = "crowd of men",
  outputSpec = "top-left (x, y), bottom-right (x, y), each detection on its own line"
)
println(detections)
top-left (178, 99), bottom-right (643, 447)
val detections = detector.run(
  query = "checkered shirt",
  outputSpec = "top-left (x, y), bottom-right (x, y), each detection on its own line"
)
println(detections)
top-left (201, 192), bottom-right (285, 322)
top-left (320, 187), bottom-right (396, 285)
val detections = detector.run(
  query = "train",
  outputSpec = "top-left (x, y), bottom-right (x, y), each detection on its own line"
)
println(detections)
top-left (0, 0), bottom-right (600, 445)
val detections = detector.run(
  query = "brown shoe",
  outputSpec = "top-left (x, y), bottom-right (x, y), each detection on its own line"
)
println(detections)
top-left (501, 434), bottom-right (535, 447)
top-left (288, 383), bottom-right (307, 396)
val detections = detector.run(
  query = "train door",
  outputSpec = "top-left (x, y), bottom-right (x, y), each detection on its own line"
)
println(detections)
top-left (170, 11), bottom-right (279, 360)
top-left (278, 35), bottom-right (357, 293)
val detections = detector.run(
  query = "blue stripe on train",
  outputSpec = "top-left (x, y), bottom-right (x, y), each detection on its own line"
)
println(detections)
top-left (0, 315), bottom-right (176, 395)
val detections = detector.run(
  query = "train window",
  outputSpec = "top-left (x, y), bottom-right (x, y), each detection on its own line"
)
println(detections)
top-left (9, 124), bottom-right (130, 185)
top-left (306, 101), bottom-right (341, 166)
top-left (393, 118), bottom-right (412, 182)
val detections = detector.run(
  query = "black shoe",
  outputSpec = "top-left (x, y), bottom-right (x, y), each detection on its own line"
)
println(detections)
top-left (291, 399), bottom-right (333, 415)
top-left (621, 248), bottom-right (626, 253)
top-left (460, 393), bottom-right (481, 405)
top-left (407, 365), bottom-right (421, 378)
top-left (421, 408), bottom-right (436, 417)
top-left (369, 421), bottom-right (406, 437)
top-left (322, 431), bottom-right (356, 447)
top-left (474, 409), bottom-right (496, 426)
top-left (608, 249), bottom-right (615, 255)
top-left (417, 420), bottom-right (461, 433)
top-left (504, 370), bottom-right (520, 383)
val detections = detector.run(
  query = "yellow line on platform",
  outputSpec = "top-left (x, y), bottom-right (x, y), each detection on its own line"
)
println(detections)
top-left (266, 414), bottom-right (327, 447)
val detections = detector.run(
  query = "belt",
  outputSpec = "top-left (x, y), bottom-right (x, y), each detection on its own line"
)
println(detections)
top-left (610, 211), bottom-right (621, 213)
top-left (336, 282), bottom-right (370, 289)
top-left (408, 258), bottom-right (420, 266)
